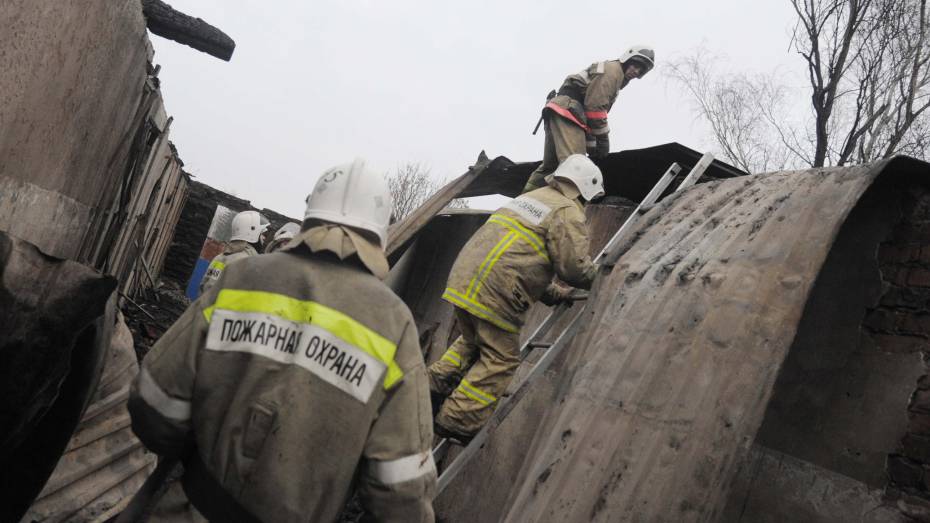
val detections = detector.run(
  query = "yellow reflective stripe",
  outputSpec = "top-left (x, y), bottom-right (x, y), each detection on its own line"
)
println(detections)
top-left (208, 260), bottom-right (226, 271)
top-left (202, 289), bottom-right (403, 388)
top-left (442, 288), bottom-right (519, 333)
top-left (467, 231), bottom-right (515, 298)
top-left (458, 386), bottom-right (491, 406)
top-left (472, 233), bottom-right (518, 297)
top-left (458, 379), bottom-right (496, 406)
top-left (466, 232), bottom-right (515, 298)
top-left (490, 214), bottom-right (547, 258)
top-left (442, 349), bottom-right (463, 368)
top-left (488, 214), bottom-right (549, 261)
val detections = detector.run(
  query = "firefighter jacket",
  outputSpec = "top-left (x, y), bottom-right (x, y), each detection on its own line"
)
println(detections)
top-left (198, 240), bottom-right (258, 295)
top-left (544, 60), bottom-right (627, 138)
top-left (129, 229), bottom-right (436, 523)
top-left (442, 182), bottom-right (597, 333)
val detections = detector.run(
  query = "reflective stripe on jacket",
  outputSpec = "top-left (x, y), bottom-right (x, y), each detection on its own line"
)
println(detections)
top-left (129, 247), bottom-right (436, 522)
top-left (545, 60), bottom-right (627, 137)
top-left (198, 240), bottom-right (257, 295)
top-left (443, 184), bottom-right (597, 332)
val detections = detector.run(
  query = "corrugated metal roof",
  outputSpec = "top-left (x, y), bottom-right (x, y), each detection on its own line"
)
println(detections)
top-left (433, 156), bottom-right (929, 521)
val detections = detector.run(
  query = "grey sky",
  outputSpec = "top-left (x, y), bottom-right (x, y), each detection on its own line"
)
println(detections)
top-left (151, 1), bottom-right (800, 219)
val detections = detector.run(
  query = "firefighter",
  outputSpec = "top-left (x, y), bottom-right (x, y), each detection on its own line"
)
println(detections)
top-left (264, 222), bottom-right (300, 253)
top-left (129, 159), bottom-right (436, 522)
top-left (429, 154), bottom-right (604, 442)
top-left (198, 210), bottom-right (270, 295)
top-left (523, 45), bottom-right (655, 194)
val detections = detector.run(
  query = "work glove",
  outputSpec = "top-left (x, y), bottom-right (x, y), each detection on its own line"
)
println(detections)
top-left (592, 134), bottom-right (610, 158)
top-left (540, 282), bottom-right (574, 307)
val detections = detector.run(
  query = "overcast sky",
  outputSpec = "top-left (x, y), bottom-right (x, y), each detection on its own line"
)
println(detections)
top-left (151, 1), bottom-right (801, 219)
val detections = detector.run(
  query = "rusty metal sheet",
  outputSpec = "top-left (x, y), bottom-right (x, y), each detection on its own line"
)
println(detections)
top-left (429, 157), bottom-right (929, 522)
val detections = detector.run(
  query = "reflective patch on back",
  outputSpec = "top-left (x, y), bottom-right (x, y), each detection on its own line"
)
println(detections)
top-left (204, 266), bottom-right (223, 281)
top-left (206, 309), bottom-right (385, 403)
top-left (504, 196), bottom-right (552, 226)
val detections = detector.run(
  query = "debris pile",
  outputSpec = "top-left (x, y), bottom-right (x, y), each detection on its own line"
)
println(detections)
top-left (121, 282), bottom-right (191, 361)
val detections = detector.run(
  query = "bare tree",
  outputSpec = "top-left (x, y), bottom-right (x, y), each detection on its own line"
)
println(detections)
top-left (666, 54), bottom-right (802, 173)
top-left (668, 0), bottom-right (930, 171)
top-left (791, 0), bottom-right (930, 165)
top-left (386, 163), bottom-right (467, 221)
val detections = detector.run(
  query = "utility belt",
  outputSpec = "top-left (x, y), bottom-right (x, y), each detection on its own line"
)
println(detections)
top-left (532, 86), bottom-right (587, 134)
top-left (182, 452), bottom-right (263, 523)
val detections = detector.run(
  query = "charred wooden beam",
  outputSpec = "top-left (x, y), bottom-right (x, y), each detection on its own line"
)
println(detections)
top-left (141, 0), bottom-right (235, 61)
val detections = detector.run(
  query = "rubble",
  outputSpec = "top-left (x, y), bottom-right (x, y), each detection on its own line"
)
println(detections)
top-left (121, 282), bottom-right (191, 361)
top-left (0, 232), bottom-right (118, 521)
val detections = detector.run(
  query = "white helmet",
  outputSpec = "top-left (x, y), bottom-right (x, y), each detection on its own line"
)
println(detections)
top-left (273, 222), bottom-right (301, 242)
top-left (619, 45), bottom-right (655, 75)
top-left (230, 210), bottom-right (270, 243)
top-left (304, 158), bottom-right (393, 248)
top-left (553, 154), bottom-right (605, 201)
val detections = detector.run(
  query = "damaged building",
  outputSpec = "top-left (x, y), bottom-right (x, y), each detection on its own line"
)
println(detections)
top-left (0, 1), bottom-right (237, 520)
top-left (377, 151), bottom-right (930, 522)
top-left (4, 1), bottom-right (930, 522)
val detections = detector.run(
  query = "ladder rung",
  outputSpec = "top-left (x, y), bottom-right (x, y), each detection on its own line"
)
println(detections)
top-left (527, 341), bottom-right (553, 349)
top-left (637, 204), bottom-right (654, 214)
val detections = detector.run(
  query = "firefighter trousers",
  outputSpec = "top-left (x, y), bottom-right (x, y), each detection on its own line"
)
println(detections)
top-left (428, 307), bottom-right (520, 437)
top-left (523, 115), bottom-right (587, 194)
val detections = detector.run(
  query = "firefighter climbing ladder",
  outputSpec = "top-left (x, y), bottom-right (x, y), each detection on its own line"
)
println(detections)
top-left (432, 153), bottom-right (716, 494)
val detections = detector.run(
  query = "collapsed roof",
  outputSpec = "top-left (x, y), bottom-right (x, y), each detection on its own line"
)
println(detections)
top-left (428, 156), bottom-right (930, 521)
top-left (387, 142), bottom-right (744, 261)
top-left (382, 146), bottom-right (930, 521)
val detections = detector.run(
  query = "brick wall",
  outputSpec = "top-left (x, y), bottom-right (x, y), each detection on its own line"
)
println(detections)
top-left (870, 184), bottom-right (930, 520)
top-left (160, 180), bottom-right (298, 287)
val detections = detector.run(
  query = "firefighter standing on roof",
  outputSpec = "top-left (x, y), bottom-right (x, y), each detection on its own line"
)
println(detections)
top-left (523, 45), bottom-right (656, 194)
top-left (198, 210), bottom-right (270, 295)
top-left (129, 159), bottom-right (437, 523)
top-left (429, 154), bottom-right (604, 441)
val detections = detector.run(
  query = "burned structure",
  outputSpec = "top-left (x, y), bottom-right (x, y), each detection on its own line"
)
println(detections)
top-left (3, 1), bottom-right (930, 521)
top-left (0, 1), bottom-right (235, 521)
top-left (388, 154), bottom-right (930, 522)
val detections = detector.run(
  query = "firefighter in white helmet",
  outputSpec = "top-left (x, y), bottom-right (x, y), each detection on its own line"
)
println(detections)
top-left (428, 154), bottom-right (603, 441)
top-left (198, 210), bottom-right (270, 295)
top-left (129, 159), bottom-right (436, 522)
top-left (264, 222), bottom-right (301, 253)
top-left (524, 45), bottom-right (655, 193)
